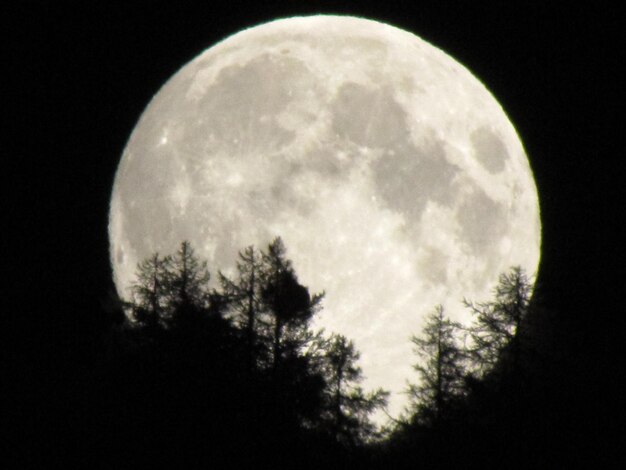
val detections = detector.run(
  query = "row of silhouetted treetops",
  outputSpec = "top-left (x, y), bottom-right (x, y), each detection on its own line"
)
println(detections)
top-left (51, 236), bottom-right (568, 469)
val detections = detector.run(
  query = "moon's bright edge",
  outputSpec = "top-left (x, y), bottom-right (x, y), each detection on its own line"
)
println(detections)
top-left (109, 15), bottom-right (541, 420)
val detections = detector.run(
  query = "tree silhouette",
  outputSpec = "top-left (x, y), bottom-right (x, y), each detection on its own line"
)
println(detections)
top-left (167, 241), bottom-right (211, 317)
top-left (50, 237), bottom-right (599, 470)
top-left (407, 305), bottom-right (466, 426)
top-left (129, 252), bottom-right (172, 330)
top-left (464, 266), bottom-right (532, 377)
top-left (219, 245), bottom-right (266, 370)
top-left (321, 333), bottom-right (389, 446)
top-left (260, 237), bottom-right (324, 374)
top-left (129, 241), bottom-right (213, 329)
top-left (30, 228), bottom-right (589, 470)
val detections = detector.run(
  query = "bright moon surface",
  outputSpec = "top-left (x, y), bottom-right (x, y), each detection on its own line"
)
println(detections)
top-left (109, 15), bottom-right (541, 421)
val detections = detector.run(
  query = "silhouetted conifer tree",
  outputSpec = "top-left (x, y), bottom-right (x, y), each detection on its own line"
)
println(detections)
top-left (464, 266), bottom-right (532, 377)
top-left (407, 305), bottom-right (466, 426)
top-left (130, 252), bottom-right (172, 330)
top-left (104, 237), bottom-right (405, 467)
top-left (260, 237), bottom-right (324, 373)
top-left (321, 333), bottom-right (389, 446)
top-left (167, 241), bottom-right (211, 315)
top-left (129, 241), bottom-right (213, 328)
top-left (218, 245), bottom-right (267, 370)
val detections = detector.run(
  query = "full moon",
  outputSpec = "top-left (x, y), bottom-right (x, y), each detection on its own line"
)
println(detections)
top-left (109, 16), bottom-right (541, 419)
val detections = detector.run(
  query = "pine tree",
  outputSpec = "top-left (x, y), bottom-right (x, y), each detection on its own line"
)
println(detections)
top-left (167, 241), bottom-right (211, 311)
top-left (218, 245), bottom-right (266, 369)
top-left (408, 305), bottom-right (466, 426)
top-left (260, 237), bottom-right (323, 373)
top-left (322, 334), bottom-right (389, 445)
top-left (129, 242), bottom-right (213, 330)
top-left (129, 252), bottom-right (172, 329)
top-left (464, 266), bottom-right (532, 377)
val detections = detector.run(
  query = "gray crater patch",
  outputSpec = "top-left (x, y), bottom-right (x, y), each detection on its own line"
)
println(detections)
top-left (300, 143), bottom-right (360, 180)
top-left (331, 83), bottom-right (410, 149)
top-left (372, 138), bottom-right (460, 220)
top-left (192, 54), bottom-right (316, 153)
top-left (117, 149), bottom-right (183, 206)
top-left (120, 200), bottom-right (176, 257)
top-left (456, 187), bottom-right (507, 254)
top-left (419, 247), bottom-right (449, 286)
top-left (299, 149), bottom-right (342, 178)
top-left (269, 181), bottom-right (316, 218)
top-left (116, 247), bottom-right (124, 265)
top-left (471, 127), bottom-right (508, 174)
top-left (330, 82), bottom-right (462, 220)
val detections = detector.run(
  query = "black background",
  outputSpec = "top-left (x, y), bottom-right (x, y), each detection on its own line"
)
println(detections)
top-left (7, 1), bottom-right (622, 462)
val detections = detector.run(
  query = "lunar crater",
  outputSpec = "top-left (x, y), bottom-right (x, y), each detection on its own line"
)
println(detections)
top-left (331, 82), bottom-right (411, 149)
top-left (456, 186), bottom-right (507, 257)
top-left (471, 127), bottom-right (509, 174)
top-left (372, 137), bottom-right (461, 220)
top-left (190, 53), bottom-right (321, 155)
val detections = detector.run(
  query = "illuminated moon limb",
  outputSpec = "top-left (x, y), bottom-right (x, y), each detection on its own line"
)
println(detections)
top-left (109, 15), bottom-right (541, 421)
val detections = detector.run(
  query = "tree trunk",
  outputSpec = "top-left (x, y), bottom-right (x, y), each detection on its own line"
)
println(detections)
top-left (273, 317), bottom-right (282, 375)
top-left (334, 368), bottom-right (343, 442)
top-left (435, 326), bottom-right (443, 423)
top-left (246, 265), bottom-right (256, 371)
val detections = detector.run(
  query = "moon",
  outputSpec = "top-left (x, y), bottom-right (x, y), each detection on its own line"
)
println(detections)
top-left (109, 15), bottom-right (541, 420)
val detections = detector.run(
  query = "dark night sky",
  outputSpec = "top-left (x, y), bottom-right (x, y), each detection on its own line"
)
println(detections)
top-left (8, 2), bottom-right (621, 380)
